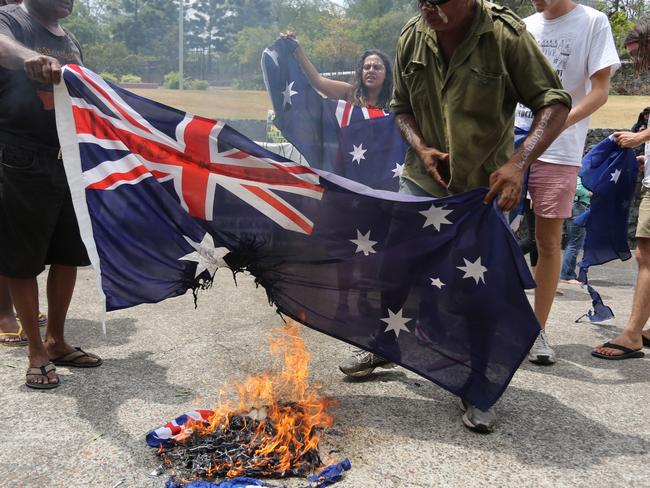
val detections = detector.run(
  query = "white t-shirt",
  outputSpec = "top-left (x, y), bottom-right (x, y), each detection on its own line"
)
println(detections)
top-left (515, 5), bottom-right (620, 166)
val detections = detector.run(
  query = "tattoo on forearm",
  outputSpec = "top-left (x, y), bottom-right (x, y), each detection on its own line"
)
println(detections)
top-left (516, 109), bottom-right (552, 169)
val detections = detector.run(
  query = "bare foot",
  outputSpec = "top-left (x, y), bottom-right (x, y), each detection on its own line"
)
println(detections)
top-left (26, 354), bottom-right (59, 387)
top-left (592, 330), bottom-right (643, 357)
top-left (0, 312), bottom-right (26, 345)
top-left (45, 339), bottom-right (101, 366)
top-left (560, 279), bottom-right (583, 286)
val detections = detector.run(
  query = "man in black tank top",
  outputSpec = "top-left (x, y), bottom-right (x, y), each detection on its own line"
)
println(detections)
top-left (0, 0), bottom-right (102, 390)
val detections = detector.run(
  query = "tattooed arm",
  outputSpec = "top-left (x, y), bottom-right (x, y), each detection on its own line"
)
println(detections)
top-left (395, 113), bottom-right (449, 189)
top-left (484, 103), bottom-right (569, 211)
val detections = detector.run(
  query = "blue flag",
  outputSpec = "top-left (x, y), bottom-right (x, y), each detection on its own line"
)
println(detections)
top-left (261, 38), bottom-right (407, 191)
top-left (576, 136), bottom-right (638, 322)
top-left (55, 65), bottom-right (540, 411)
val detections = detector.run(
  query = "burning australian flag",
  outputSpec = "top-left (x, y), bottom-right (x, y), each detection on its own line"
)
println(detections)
top-left (54, 65), bottom-right (539, 411)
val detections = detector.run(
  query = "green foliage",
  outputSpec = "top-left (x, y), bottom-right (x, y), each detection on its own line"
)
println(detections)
top-left (189, 79), bottom-right (209, 90)
top-left (120, 74), bottom-right (143, 83)
top-left (229, 27), bottom-right (279, 69)
top-left (99, 71), bottom-right (119, 84)
top-left (163, 71), bottom-right (182, 89)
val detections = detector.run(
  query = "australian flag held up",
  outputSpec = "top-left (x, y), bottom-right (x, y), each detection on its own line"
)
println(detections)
top-left (262, 38), bottom-right (407, 191)
top-left (55, 65), bottom-right (540, 411)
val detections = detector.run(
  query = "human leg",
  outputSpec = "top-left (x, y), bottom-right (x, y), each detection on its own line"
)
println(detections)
top-left (560, 202), bottom-right (588, 281)
top-left (526, 162), bottom-right (579, 364)
top-left (592, 237), bottom-right (650, 358)
top-left (0, 276), bottom-right (25, 345)
top-left (9, 276), bottom-right (59, 386)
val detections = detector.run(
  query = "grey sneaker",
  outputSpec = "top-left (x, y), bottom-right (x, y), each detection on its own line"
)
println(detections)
top-left (459, 399), bottom-right (496, 433)
top-left (528, 330), bottom-right (556, 365)
top-left (338, 349), bottom-right (395, 377)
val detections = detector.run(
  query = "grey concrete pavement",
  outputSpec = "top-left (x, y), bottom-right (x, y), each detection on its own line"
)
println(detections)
top-left (1, 259), bottom-right (649, 488)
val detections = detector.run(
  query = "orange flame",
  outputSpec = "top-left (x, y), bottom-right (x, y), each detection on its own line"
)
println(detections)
top-left (183, 321), bottom-right (334, 477)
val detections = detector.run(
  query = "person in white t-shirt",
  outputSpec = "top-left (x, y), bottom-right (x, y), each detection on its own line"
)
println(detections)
top-left (593, 18), bottom-right (650, 359)
top-left (514, 0), bottom-right (620, 365)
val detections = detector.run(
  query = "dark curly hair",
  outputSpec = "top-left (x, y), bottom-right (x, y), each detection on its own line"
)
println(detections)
top-left (625, 17), bottom-right (650, 73)
top-left (349, 49), bottom-right (393, 109)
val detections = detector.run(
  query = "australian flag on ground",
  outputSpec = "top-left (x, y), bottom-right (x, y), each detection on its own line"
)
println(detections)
top-left (576, 136), bottom-right (638, 323)
top-left (261, 38), bottom-right (407, 191)
top-left (54, 65), bottom-right (540, 410)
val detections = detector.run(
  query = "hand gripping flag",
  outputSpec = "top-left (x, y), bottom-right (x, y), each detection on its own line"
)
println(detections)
top-left (575, 136), bottom-right (638, 323)
top-left (54, 65), bottom-right (540, 411)
top-left (261, 38), bottom-right (407, 191)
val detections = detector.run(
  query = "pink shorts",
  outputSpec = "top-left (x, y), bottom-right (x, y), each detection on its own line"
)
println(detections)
top-left (528, 161), bottom-right (580, 219)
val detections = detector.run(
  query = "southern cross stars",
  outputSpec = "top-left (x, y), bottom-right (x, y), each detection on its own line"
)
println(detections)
top-left (381, 308), bottom-right (412, 338)
top-left (179, 234), bottom-right (230, 278)
top-left (430, 277), bottom-right (445, 289)
top-left (457, 257), bottom-right (488, 285)
top-left (349, 144), bottom-right (367, 164)
top-left (610, 169), bottom-right (621, 184)
top-left (392, 162), bottom-right (404, 178)
top-left (282, 81), bottom-right (298, 107)
top-left (420, 204), bottom-right (453, 231)
top-left (350, 229), bottom-right (377, 256)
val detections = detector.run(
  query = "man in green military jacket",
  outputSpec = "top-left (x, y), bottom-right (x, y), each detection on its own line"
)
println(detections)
top-left (339, 0), bottom-right (572, 434)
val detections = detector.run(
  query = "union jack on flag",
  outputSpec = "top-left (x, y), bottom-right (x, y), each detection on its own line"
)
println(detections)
top-left (55, 66), bottom-right (540, 411)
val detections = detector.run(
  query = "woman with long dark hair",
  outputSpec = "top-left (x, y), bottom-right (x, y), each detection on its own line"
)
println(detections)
top-left (281, 32), bottom-right (393, 109)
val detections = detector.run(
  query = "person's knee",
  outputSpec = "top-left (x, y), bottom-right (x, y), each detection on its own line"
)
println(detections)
top-left (635, 239), bottom-right (650, 268)
top-left (535, 234), bottom-right (561, 256)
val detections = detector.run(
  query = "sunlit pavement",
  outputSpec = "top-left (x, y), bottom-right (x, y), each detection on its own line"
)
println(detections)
top-left (1, 259), bottom-right (648, 488)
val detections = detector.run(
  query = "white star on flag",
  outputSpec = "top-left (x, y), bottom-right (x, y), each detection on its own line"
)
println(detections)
top-left (430, 277), bottom-right (445, 289)
top-left (263, 48), bottom-right (280, 67)
top-left (381, 308), bottom-right (412, 338)
top-left (610, 169), bottom-right (621, 184)
top-left (457, 257), bottom-right (488, 285)
top-left (282, 81), bottom-right (298, 107)
top-left (179, 234), bottom-right (230, 278)
top-left (420, 204), bottom-right (453, 231)
top-left (349, 144), bottom-right (367, 164)
top-left (350, 230), bottom-right (377, 256)
top-left (392, 162), bottom-right (404, 178)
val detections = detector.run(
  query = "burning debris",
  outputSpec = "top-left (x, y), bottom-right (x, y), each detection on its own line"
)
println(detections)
top-left (150, 323), bottom-right (339, 484)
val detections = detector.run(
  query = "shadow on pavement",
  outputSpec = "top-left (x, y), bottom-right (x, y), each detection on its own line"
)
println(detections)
top-left (517, 343), bottom-right (650, 385)
top-left (334, 387), bottom-right (649, 468)
top-left (42, 350), bottom-right (197, 456)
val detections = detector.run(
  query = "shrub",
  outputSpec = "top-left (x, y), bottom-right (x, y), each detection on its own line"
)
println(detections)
top-left (189, 79), bottom-right (209, 91)
top-left (99, 71), bottom-right (119, 84)
top-left (120, 74), bottom-right (143, 83)
top-left (163, 71), bottom-right (181, 89)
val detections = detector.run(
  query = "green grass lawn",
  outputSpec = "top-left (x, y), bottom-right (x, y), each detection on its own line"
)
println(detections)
top-left (132, 88), bottom-right (646, 129)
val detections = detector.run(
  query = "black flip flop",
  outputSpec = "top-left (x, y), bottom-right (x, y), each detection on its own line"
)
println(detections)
top-left (591, 342), bottom-right (645, 360)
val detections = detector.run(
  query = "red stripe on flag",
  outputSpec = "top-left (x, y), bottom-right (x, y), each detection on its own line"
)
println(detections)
top-left (69, 65), bottom-right (153, 136)
top-left (87, 165), bottom-right (151, 190)
top-left (366, 108), bottom-right (385, 119)
top-left (180, 116), bottom-right (217, 220)
top-left (341, 102), bottom-right (352, 128)
top-left (243, 184), bottom-right (313, 235)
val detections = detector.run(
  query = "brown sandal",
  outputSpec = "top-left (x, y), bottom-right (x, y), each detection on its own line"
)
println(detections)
top-left (51, 347), bottom-right (102, 368)
top-left (26, 362), bottom-right (60, 390)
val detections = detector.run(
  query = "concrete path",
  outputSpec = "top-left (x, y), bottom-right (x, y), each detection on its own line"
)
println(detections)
top-left (1, 259), bottom-right (649, 488)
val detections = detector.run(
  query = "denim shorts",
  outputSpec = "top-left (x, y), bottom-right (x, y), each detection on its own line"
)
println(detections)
top-left (0, 141), bottom-right (89, 278)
